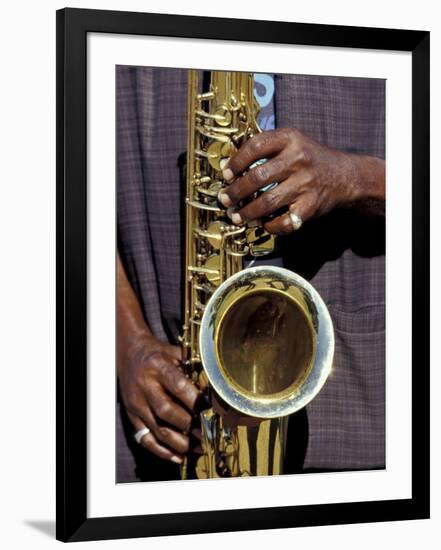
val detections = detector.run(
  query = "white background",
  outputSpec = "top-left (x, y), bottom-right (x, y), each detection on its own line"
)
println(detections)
top-left (0, 0), bottom-right (438, 549)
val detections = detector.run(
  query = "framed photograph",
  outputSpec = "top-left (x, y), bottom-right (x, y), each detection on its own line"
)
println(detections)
top-left (56, 7), bottom-right (430, 542)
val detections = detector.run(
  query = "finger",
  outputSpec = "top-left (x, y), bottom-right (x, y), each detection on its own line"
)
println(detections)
top-left (218, 156), bottom-right (289, 207)
top-left (140, 431), bottom-right (184, 464)
top-left (140, 405), bottom-right (191, 455)
top-left (263, 194), bottom-right (317, 235)
top-left (166, 345), bottom-right (182, 363)
top-left (234, 182), bottom-right (294, 224)
top-left (144, 381), bottom-right (194, 432)
top-left (127, 412), bottom-right (183, 464)
top-left (158, 363), bottom-right (201, 413)
top-left (222, 130), bottom-right (287, 182)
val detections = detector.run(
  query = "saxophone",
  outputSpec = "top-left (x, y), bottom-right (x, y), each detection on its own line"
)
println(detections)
top-left (181, 70), bottom-right (334, 479)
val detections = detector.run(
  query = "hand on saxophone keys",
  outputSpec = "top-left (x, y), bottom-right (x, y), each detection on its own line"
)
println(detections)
top-left (117, 254), bottom-right (204, 465)
top-left (217, 127), bottom-right (384, 234)
top-left (119, 335), bottom-right (204, 463)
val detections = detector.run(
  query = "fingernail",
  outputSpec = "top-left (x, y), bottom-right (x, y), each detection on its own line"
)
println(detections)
top-left (222, 168), bottom-right (234, 182)
top-left (226, 206), bottom-right (237, 219)
top-left (231, 212), bottom-right (243, 225)
top-left (218, 191), bottom-right (232, 207)
top-left (171, 455), bottom-right (183, 464)
top-left (219, 158), bottom-right (229, 170)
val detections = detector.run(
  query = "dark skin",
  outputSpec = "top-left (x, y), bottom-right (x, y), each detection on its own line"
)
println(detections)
top-left (117, 254), bottom-right (202, 464)
top-left (218, 127), bottom-right (385, 231)
top-left (118, 128), bottom-right (385, 464)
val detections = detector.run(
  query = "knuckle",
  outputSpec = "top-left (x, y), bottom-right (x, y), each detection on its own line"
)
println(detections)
top-left (261, 190), bottom-right (278, 211)
top-left (179, 438), bottom-right (190, 453)
top-left (158, 364), bottom-right (176, 385)
top-left (156, 401), bottom-right (171, 420)
top-left (250, 136), bottom-right (264, 153)
top-left (284, 127), bottom-right (298, 141)
top-left (296, 148), bottom-right (310, 165)
top-left (173, 373), bottom-right (188, 393)
top-left (168, 369), bottom-right (188, 395)
top-left (269, 156), bottom-right (282, 174)
top-left (146, 351), bottom-right (163, 368)
top-left (298, 170), bottom-right (314, 190)
top-left (250, 165), bottom-right (266, 185)
top-left (157, 425), bottom-right (171, 441)
top-left (139, 371), bottom-right (156, 395)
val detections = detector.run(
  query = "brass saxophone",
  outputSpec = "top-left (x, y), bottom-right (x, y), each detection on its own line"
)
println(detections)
top-left (181, 70), bottom-right (334, 479)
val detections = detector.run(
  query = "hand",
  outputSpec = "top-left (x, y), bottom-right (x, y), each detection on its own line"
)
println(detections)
top-left (118, 332), bottom-right (202, 464)
top-left (218, 128), bottom-right (385, 234)
top-left (117, 253), bottom-right (203, 464)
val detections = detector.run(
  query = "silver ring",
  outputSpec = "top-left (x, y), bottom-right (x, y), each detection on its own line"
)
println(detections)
top-left (134, 427), bottom-right (150, 445)
top-left (289, 212), bottom-right (303, 231)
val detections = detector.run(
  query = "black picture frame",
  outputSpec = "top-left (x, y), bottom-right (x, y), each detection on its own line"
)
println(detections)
top-left (56, 7), bottom-right (430, 542)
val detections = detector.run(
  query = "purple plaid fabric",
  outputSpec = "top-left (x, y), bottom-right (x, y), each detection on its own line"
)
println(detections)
top-left (116, 67), bottom-right (385, 481)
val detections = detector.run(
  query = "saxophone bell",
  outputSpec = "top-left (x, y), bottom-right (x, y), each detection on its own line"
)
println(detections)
top-left (199, 266), bottom-right (334, 419)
